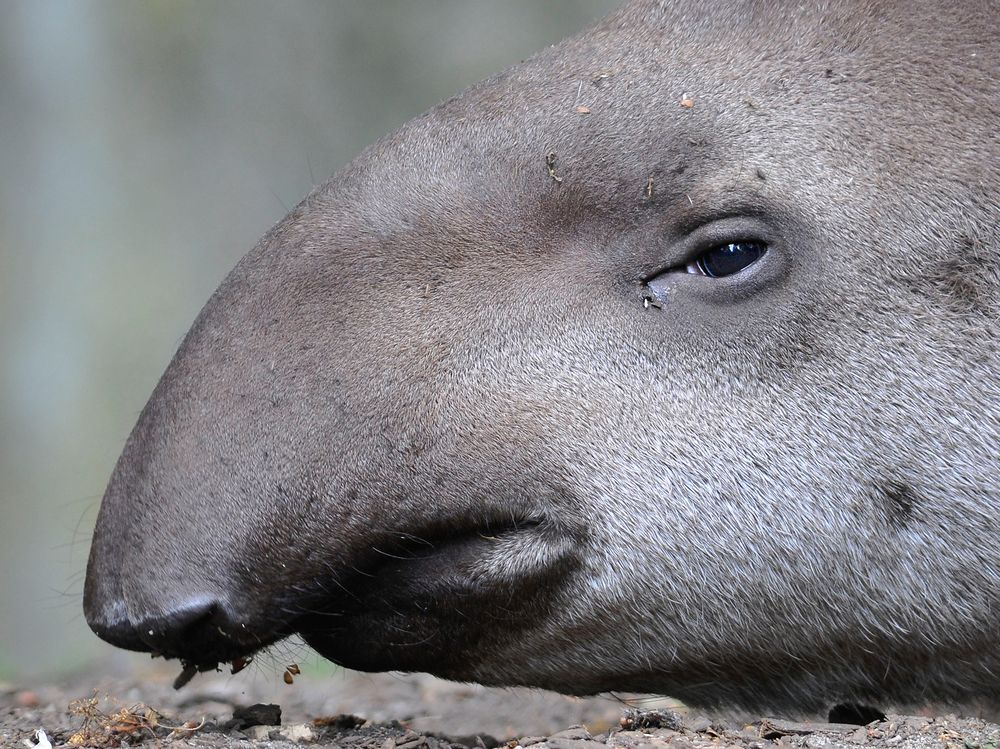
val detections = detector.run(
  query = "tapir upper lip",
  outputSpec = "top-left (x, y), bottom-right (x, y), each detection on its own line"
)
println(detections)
top-left (87, 592), bottom-right (297, 672)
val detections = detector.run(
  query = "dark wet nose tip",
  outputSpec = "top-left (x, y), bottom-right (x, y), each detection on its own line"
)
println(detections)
top-left (85, 598), bottom-right (151, 652)
top-left (87, 595), bottom-right (243, 663)
top-left (135, 597), bottom-right (230, 656)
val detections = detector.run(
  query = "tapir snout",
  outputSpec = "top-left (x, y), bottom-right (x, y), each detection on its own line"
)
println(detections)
top-left (84, 191), bottom-right (587, 678)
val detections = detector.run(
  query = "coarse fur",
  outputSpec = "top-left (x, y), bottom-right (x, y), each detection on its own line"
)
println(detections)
top-left (85, 0), bottom-right (999, 713)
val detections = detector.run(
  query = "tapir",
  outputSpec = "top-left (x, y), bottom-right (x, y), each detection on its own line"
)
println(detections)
top-left (84, 0), bottom-right (999, 713)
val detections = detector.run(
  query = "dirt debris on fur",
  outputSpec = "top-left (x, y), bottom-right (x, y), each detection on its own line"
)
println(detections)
top-left (2, 676), bottom-right (998, 749)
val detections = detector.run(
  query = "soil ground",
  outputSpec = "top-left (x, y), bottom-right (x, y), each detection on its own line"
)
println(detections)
top-left (3, 668), bottom-right (998, 749)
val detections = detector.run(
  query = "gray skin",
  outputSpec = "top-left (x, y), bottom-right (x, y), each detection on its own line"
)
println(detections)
top-left (84, 0), bottom-right (999, 713)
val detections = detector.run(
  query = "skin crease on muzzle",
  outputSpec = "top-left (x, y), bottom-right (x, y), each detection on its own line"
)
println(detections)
top-left (83, 0), bottom-right (999, 714)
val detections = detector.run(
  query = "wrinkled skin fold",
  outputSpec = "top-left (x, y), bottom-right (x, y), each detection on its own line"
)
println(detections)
top-left (85, 0), bottom-right (999, 713)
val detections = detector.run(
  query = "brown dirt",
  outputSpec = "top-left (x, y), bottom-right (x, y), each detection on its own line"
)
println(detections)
top-left (3, 669), bottom-right (998, 749)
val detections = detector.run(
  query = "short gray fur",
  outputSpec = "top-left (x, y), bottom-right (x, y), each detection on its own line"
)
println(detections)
top-left (85, 0), bottom-right (999, 713)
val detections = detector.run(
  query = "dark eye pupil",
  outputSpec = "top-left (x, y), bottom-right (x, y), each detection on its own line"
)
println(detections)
top-left (697, 241), bottom-right (766, 277)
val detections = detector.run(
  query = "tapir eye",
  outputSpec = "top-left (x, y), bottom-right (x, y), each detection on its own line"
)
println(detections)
top-left (687, 241), bottom-right (767, 277)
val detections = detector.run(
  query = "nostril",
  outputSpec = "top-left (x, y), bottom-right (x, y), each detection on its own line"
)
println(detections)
top-left (86, 588), bottom-right (293, 674)
top-left (137, 596), bottom-right (234, 659)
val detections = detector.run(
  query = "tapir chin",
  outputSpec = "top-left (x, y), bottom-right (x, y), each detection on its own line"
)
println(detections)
top-left (84, 0), bottom-right (999, 713)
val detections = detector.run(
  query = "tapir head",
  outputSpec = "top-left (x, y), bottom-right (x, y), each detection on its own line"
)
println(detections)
top-left (85, 0), bottom-right (999, 711)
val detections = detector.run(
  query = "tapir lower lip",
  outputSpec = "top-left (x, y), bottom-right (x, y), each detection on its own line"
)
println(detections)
top-left (171, 522), bottom-right (566, 672)
top-left (307, 516), bottom-right (574, 609)
top-left (293, 518), bottom-right (582, 676)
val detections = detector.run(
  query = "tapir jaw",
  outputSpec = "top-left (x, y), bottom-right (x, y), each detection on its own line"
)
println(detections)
top-left (85, 474), bottom-right (582, 686)
top-left (295, 518), bottom-right (581, 677)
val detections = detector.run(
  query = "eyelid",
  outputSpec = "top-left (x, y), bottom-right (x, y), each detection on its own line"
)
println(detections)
top-left (641, 217), bottom-right (775, 282)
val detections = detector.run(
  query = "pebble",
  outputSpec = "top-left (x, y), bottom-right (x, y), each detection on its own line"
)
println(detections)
top-left (686, 717), bottom-right (712, 733)
top-left (825, 724), bottom-right (865, 735)
top-left (664, 738), bottom-right (694, 749)
top-left (14, 691), bottom-right (40, 708)
top-left (397, 737), bottom-right (428, 749)
top-left (281, 723), bottom-right (316, 742)
top-left (230, 702), bottom-right (282, 729)
top-left (548, 738), bottom-right (606, 749)
top-left (245, 724), bottom-right (276, 740)
top-left (652, 730), bottom-right (681, 740)
top-left (849, 727), bottom-right (869, 743)
top-left (550, 728), bottom-right (592, 741)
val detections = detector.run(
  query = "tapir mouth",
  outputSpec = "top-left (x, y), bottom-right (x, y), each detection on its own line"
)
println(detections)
top-left (294, 516), bottom-right (579, 676)
top-left (91, 515), bottom-right (580, 688)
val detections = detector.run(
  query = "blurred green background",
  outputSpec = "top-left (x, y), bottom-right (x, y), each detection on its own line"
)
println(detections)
top-left (0, 0), bottom-right (620, 683)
